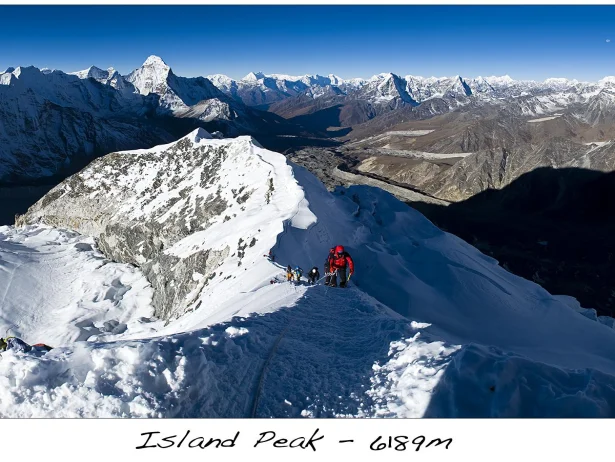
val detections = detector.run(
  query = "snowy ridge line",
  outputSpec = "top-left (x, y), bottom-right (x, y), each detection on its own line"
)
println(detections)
top-left (5, 130), bottom-right (615, 417)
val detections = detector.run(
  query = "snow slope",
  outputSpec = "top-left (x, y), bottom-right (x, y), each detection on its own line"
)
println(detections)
top-left (0, 226), bottom-right (156, 347)
top-left (4, 131), bottom-right (615, 417)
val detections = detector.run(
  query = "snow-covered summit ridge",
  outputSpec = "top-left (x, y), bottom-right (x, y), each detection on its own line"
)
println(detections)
top-left (10, 130), bottom-right (615, 417)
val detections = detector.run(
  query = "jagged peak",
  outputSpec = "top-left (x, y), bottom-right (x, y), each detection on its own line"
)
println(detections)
top-left (327, 74), bottom-right (344, 85)
top-left (3, 67), bottom-right (15, 74)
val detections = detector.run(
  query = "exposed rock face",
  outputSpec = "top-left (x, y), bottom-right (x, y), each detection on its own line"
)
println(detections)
top-left (17, 128), bottom-right (307, 321)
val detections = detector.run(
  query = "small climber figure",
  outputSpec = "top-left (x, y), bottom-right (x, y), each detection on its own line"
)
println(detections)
top-left (0, 336), bottom-right (53, 353)
top-left (293, 266), bottom-right (303, 283)
top-left (286, 265), bottom-right (294, 282)
top-left (264, 250), bottom-right (275, 262)
top-left (327, 245), bottom-right (354, 288)
top-left (308, 266), bottom-right (320, 284)
top-left (324, 247), bottom-right (335, 285)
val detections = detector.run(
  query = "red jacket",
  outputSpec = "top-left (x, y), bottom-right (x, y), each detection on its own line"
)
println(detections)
top-left (329, 251), bottom-right (354, 273)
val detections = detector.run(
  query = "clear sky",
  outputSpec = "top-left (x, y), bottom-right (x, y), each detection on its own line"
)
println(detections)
top-left (1, 5), bottom-right (615, 81)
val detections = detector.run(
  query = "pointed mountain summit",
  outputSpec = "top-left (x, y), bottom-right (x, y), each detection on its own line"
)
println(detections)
top-left (143, 55), bottom-right (169, 67)
top-left (242, 71), bottom-right (266, 82)
top-left (125, 55), bottom-right (174, 97)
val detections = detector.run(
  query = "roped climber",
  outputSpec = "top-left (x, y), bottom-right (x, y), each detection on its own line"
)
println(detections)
top-left (327, 245), bottom-right (354, 288)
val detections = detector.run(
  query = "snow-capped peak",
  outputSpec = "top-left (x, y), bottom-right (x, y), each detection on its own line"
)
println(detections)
top-left (125, 55), bottom-right (174, 97)
top-left (70, 65), bottom-right (108, 80)
top-left (599, 76), bottom-right (615, 85)
top-left (10, 66), bottom-right (42, 80)
top-left (327, 74), bottom-right (344, 85)
top-left (269, 73), bottom-right (303, 81)
top-left (185, 127), bottom-right (213, 143)
top-left (369, 72), bottom-right (395, 82)
top-left (543, 77), bottom-right (578, 87)
top-left (482, 75), bottom-right (515, 85)
top-left (143, 55), bottom-right (168, 67)
top-left (242, 71), bottom-right (265, 82)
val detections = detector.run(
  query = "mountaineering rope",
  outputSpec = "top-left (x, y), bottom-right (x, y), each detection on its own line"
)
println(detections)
top-left (250, 264), bottom-right (350, 416)
top-left (250, 317), bottom-right (295, 418)
top-left (315, 271), bottom-right (335, 284)
top-left (324, 269), bottom-right (338, 296)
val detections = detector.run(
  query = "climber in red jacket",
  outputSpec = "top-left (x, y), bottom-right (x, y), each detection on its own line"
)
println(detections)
top-left (327, 245), bottom-right (354, 288)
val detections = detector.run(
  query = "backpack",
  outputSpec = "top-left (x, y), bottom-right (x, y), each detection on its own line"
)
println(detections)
top-left (0, 337), bottom-right (32, 353)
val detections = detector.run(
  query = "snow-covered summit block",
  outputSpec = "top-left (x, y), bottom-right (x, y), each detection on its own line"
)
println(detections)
top-left (242, 71), bottom-right (265, 82)
top-left (143, 55), bottom-right (168, 67)
top-left (19, 131), bottom-right (313, 321)
top-left (188, 127), bottom-right (213, 142)
top-left (126, 56), bottom-right (172, 96)
top-left (11, 66), bottom-right (41, 80)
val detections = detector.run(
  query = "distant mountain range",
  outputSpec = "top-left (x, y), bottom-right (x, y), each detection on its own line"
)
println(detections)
top-left (3, 54), bottom-right (615, 187)
top-left (207, 67), bottom-right (615, 135)
top-left (0, 56), bottom-right (295, 184)
top-left (206, 69), bottom-right (614, 113)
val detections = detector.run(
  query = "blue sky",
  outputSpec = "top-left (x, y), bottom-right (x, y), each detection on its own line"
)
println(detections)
top-left (1, 5), bottom-right (615, 81)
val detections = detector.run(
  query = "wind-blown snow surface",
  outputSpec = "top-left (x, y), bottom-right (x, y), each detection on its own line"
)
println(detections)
top-left (0, 226), bottom-right (155, 346)
top-left (4, 131), bottom-right (615, 417)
